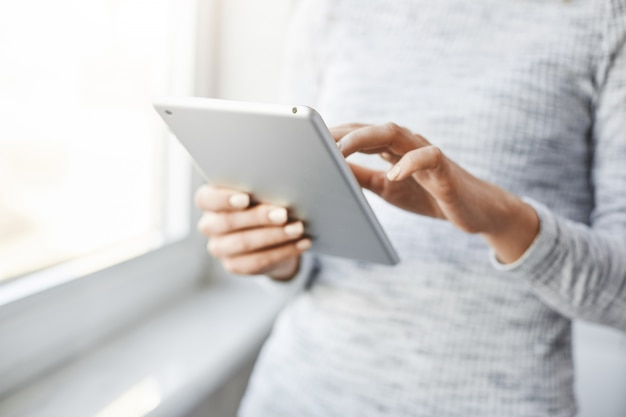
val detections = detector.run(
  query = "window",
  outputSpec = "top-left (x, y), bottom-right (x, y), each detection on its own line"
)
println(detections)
top-left (0, 0), bottom-right (211, 397)
top-left (0, 0), bottom-right (194, 284)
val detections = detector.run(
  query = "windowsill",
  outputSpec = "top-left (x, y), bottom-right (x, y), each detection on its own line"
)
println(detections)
top-left (0, 277), bottom-right (293, 417)
top-left (4, 260), bottom-right (625, 417)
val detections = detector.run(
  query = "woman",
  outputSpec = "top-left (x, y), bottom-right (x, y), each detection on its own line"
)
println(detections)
top-left (195, 1), bottom-right (626, 415)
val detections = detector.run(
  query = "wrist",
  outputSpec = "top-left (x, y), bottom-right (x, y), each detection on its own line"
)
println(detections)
top-left (481, 195), bottom-right (540, 264)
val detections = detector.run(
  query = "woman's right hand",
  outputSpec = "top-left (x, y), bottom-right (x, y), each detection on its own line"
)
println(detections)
top-left (194, 185), bottom-right (311, 280)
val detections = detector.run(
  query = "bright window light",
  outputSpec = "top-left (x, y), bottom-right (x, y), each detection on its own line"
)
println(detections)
top-left (0, 0), bottom-right (192, 283)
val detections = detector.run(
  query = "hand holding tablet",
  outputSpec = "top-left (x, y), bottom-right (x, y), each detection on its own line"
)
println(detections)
top-left (154, 97), bottom-right (399, 279)
top-left (194, 184), bottom-right (311, 280)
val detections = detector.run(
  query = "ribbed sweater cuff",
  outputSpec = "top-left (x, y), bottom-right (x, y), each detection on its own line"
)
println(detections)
top-left (489, 197), bottom-right (560, 282)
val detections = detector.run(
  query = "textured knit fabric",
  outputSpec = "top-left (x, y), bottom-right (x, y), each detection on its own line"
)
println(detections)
top-left (238, 1), bottom-right (626, 416)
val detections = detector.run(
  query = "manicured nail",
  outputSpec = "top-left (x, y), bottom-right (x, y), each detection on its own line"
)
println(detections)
top-left (296, 239), bottom-right (312, 251)
top-left (229, 193), bottom-right (249, 209)
top-left (387, 165), bottom-right (401, 181)
top-left (336, 140), bottom-right (343, 149)
top-left (284, 222), bottom-right (304, 237)
top-left (268, 207), bottom-right (288, 224)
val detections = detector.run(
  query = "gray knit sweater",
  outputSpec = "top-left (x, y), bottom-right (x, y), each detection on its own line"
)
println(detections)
top-left (239, 1), bottom-right (626, 416)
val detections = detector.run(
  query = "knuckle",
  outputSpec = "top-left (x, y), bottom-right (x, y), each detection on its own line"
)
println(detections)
top-left (372, 172), bottom-right (387, 191)
top-left (237, 258), bottom-right (260, 275)
top-left (219, 213), bottom-right (234, 233)
top-left (256, 206), bottom-right (271, 224)
top-left (385, 122), bottom-right (402, 135)
top-left (207, 239), bottom-right (221, 257)
top-left (414, 133), bottom-right (429, 144)
top-left (223, 247), bottom-right (293, 276)
top-left (194, 185), bottom-right (209, 209)
top-left (222, 258), bottom-right (238, 274)
top-left (234, 233), bottom-right (253, 254)
top-left (429, 146), bottom-right (444, 168)
top-left (223, 255), bottom-right (268, 276)
top-left (199, 212), bottom-right (226, 235)
top-left (197, 217), bottom-right (206, 233)
top-left (430, 145), bottom-right (443, 160)
top-left (340, 132), bottom-right (354, 148)
top-left (211, 231), bottom-right (259, 258)
top-left (386, 122), bottom-right (414, 139)
top-left (197, 214), bottom-right (212, 235)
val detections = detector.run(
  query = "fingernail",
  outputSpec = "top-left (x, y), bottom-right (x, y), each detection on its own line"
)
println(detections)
top-left (387, 165), bottom-right (401, 180)
top-left (284, 222), bottom-right (304, 237)
top-left (296, 239), bottom-right (312, 251)
top-left (268, 207), bottom-right (288, 224)
top-left (229, 193), bottom-right (249, 209)
top-left (336, 140), bottom-right (343, 149)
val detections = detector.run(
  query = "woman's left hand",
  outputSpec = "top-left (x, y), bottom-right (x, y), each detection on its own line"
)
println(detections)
top-left (331, 123), bottom-right (540, 264)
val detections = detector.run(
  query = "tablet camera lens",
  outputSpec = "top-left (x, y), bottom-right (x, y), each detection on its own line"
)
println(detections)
top-left (292, 107), bottom-right (297, 114)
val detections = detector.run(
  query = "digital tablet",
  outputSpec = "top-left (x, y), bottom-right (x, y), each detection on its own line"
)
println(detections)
top-left (153, 97), bottom-right (399, 265)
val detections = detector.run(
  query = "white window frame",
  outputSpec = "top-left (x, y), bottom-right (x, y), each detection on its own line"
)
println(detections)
top-left (0, 0), bottom-right (219, 397)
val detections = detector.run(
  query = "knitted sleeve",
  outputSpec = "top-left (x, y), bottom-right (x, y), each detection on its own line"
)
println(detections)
top-left (492, 1), bottom-right (626, 332)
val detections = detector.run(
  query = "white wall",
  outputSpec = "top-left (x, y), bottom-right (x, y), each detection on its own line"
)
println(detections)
top-left (575, 323), bottom-right (626, 417)
top-left (216, 0), bottom-right (292, 102)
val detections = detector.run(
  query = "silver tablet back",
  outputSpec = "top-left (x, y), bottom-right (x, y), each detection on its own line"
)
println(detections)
top-left (154, 97), bottom-right (399, 265)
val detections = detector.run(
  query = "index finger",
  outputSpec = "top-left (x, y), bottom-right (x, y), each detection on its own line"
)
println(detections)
top-left (329, 123), bottom-right (368, 142)
top-left (194, 184), bottom-right (251, 212)
top-left (337, 123), bottom-right (424, 158)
